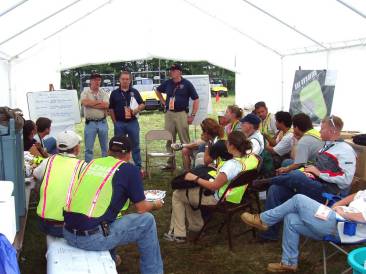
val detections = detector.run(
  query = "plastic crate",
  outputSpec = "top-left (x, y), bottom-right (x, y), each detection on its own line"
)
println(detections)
top-left (0, 119), bottom-right (26, 231)
top-left (348, 247), bottom-right (366, 274)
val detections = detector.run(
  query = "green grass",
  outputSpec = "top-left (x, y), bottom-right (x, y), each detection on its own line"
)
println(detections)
top-left (20, 94), bottom-right (353, 274)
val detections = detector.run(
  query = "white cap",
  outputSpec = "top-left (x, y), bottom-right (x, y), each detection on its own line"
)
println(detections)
top-left (56, 130), bottom-right (82, 150)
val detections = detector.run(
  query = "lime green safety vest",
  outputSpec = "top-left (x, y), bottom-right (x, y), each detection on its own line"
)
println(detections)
top-left (37, 154), bottom-right (84, 221)
top-left (260, 113), bottom-right (275, 139)
top-left (65, 156), bottom-right (129, 219)
top-left (209, 154), bottom-right (259, 204)
top-left (304, 128), bottom-right (321, 140)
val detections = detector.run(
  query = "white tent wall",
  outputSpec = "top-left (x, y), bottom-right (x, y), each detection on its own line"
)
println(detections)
top-left (0, 60), bottom-right (10, 107)
top-left (282, 47), bottom-right (366, 132)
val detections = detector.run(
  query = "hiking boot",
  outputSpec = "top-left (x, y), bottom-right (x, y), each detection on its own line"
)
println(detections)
top-left (171, 143), bottom-right (184, 151)
top-left (240, 212), bottom-right (268, 231)
top-left (163, 232), bottom-right (186, 243)
top-left (251, 178), bottom-right (272, 191)
top-left (267, 262), bottom-right (298, 272)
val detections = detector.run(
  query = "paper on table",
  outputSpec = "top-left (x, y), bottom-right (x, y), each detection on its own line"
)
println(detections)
top-left (144, 190), bottom-right (166, 201)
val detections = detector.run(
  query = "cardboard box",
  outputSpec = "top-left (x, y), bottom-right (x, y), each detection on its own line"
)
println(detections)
top-left (346, 140), bottom-right (366, 181)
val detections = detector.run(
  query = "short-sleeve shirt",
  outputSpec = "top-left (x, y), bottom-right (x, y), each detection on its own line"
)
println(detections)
top-left (209, 140), bottom-right (232, 161)
top-left (109, 87), bottom-right (144, 122)
top-left (273, 132), bottom-right (294, 156)
top-left (64, 162), bottom-right (146, 230)
top-left (80, 88), bottom-right (110, 120)
top-left (156, 78), bottom-right (198, 112)
top-left (218, 159), bottom-right (243, 181)
top-left (294, 135), bottom-right (323, 165)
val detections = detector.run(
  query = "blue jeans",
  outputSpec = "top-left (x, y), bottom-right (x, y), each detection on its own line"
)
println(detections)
top-left (114, 120), bottom-right (141, 169)
top-left (84, 119), bottom-right (108, 163)
top-left (281, 158), bottom-right (294, 167)
top-left (63, 213), bottom-right (163, 274)
top-left (260, 194), bottom-right (338, 266)
top-left (260, 170), bottom-right (327, 240)
top-left (43, 137), bottom-right (58, 154)
top-left (38, 218), bottom-right (63, 238)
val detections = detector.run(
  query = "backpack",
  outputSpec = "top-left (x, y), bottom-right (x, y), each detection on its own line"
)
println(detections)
top-left (0, 107), bottom-right (24, 131)
top-left (353, 134), bottom-right (366, 146)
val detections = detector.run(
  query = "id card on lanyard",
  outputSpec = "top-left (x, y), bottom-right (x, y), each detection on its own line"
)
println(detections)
top-left (121, 91), bottom-right (132, 119)
top-left (169, 84), bottom-right (180, 111)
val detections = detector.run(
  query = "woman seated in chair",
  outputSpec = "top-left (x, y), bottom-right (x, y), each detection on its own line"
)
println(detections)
top-left (164, 131), bottom-right (259, 243)
top-left (172, 118), bottom-right (232, 171)
top-left (241, 192), bottom-right (366, 273)
top-left (224, 105), bottom-right (243, 135)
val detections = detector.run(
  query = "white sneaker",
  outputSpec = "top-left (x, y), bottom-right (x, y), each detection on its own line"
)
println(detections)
top-left (171, 143), bottom-right (184, 151)
top-left (163, 232), bottom-right (186, 243)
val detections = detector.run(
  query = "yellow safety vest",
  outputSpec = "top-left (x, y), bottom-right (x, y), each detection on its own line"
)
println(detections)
top-left (304, 128), bottom-right (321, 140)
top-left (260, 113), bottom-right (275, 139)
top-left (65, 156), bottom-right (129, 219)
top-left (37, 154), bottom-right (84, 221)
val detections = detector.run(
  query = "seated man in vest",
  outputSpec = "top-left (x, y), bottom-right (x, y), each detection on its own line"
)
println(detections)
top-left (253, 115), bottom-right (356, 241)
top-left (254, 101), bottom-right (278, 146)
top-left (240, 113), bottom-right (264, 155)
top-left (276, 113), bottom-right (323, 174)
top-left (63, 136), bottom-right (164, 273)
top-left (33, 130), bottom-right (84, 237)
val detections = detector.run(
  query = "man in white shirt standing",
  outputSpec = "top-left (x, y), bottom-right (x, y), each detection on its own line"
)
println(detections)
top-left (240, 113), bottom-right (264, 155)
top-left (80, 73), bottom-right (110, 162)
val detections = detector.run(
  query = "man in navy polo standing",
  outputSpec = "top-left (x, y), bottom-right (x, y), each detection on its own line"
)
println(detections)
top-left (109, 71), bottom-right (145, 172)
top-left (155, 64), bottom-right (199, 170)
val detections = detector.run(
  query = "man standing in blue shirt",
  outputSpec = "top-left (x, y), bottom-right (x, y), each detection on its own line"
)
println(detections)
top-left (109, 71), bottom-right (145, 171)
top-left (155, 64), bottom-right (199, 169)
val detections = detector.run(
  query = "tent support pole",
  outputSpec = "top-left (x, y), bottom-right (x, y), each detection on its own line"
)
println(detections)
top-left (8, 61), bottom-right (12, 107)
top-left (0, 0), bottom-right (29, 17)
top-left (281, 56), bottom-right (284, 110)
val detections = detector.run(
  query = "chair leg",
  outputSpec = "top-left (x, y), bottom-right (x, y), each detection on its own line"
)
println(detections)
top-left (226, 215), bottom-right (233, 250)
top-left (194, 215), bottom-right (213, 243)
top-left (322, 242), bottom-right (327, 274)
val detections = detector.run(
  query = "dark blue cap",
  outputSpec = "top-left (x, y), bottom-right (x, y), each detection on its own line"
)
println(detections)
top-left (240, 113), bottom-right (261, 125)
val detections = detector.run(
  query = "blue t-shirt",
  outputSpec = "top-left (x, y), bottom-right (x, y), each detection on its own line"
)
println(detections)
top-left (64, 162), bottom-right (145, 230)
top-left (157, 78), bottom-right (198, 112)
top-left (109, 87), bottom-right (144, 122)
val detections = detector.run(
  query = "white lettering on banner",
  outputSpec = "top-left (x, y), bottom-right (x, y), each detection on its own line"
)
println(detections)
top-left (294, 70), bottom-right (317, 90)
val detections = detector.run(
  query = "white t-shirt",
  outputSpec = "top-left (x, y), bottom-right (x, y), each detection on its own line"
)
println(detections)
top-left (336, 190), bottom-right (366, 243)
top-left (273, 132), bottom-right (294, 156)
top-left (248, 131), bottom-right (264, 155)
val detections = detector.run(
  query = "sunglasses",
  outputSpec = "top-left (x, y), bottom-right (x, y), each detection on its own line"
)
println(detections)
top-left (328, 115), bottom-right (336, 129)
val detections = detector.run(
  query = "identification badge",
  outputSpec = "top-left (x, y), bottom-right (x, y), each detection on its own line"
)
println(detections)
top-left (124, 106), bottom-right (132, 119)
top-left (169, 97), bottom-right (175, 111)
top-left (314, 204), bottom-right (332, 220)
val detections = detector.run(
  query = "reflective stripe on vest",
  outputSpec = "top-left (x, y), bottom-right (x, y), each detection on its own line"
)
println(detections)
top-left (37, 155), bottom-right (84, 221)
top-left (304, 129), bottom-right (321, 140)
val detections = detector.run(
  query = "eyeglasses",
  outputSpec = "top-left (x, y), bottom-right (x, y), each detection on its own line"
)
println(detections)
top-left (329, 115), bottom-right (336, 129)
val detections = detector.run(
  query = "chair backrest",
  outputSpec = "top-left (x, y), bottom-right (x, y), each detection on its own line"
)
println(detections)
top-left (145, 129), bottom-right (173, 142)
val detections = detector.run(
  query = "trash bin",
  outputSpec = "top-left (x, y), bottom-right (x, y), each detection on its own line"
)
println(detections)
top-left (0, 118), bottom-right (25, 231)
top-left (348, 247), bottom-right (366, 274)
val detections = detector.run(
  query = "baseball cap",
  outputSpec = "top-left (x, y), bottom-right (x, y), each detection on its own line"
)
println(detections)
top-left (90, 72), bottom-right (102, 80)
top-left (57, 130), bottom-right (82, 150)
top-left (109, 136), bottom-right (131, 153)
top-left (240, 113), bottom-right (261, 126)
top-left (170, 63), bottom-right (182, 71)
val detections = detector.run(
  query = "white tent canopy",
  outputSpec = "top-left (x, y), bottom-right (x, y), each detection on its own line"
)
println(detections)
top-left (1, 0), bottom-right (366, 131)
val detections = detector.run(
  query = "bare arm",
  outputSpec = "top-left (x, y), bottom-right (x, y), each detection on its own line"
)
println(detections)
top-left (277, 163), bottom-right (302, 174)
top-left (185, 172), bottom-right (227, 191)
top-left (155, 90), bottom-right (166, 107)
top-left (134, 200), bottom-right (163, 214)
top-left (191, 98), bottom-right (199, 115)
top-left (81, 98), bottom-right (109, 109)
top-left (331, 193), bottom-right (357, 208)
top-left (132, 103), bottom-right (145, 116)
top-left (109, 109), bottom-right (116, 123)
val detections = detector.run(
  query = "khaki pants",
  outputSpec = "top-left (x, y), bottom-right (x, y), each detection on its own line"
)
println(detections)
top-left (169, 188), bottom-right (217, 237)
top-left (165, 111), bottom-right (190, 166)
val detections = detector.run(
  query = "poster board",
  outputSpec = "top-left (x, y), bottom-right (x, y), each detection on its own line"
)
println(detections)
top-left (289, 70), bottom-right (337, 123)
top-left (185, 75), bottom-right (212, 125)
top-left (27, 90), bottom-right (80, 135)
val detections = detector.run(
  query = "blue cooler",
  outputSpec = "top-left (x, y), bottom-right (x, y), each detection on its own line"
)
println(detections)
top-left (348, 247), bottom-right (366, 274)
top-left (0, 118), bottom-right (25, 231)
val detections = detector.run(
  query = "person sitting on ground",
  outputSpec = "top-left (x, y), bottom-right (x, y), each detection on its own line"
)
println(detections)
top-left (164, 131), bottom-right (259, 243)
top-left (265, 111), bottom-right (294, 168)
top-left (252, 115), bottom-right (356, 242)
top-left (217, 111), bottom-right (229, 127)
top-left (172, 118), bottom-right (232, 170)
top-left (35, 117), bottom-right (58, 154)
top-left (254, 101), bottom-right (278, 146)
top-left (224, 105), bottom-right (243, 135)
top-left (276, 113), bottom-right (323, 174)
top-left (240, 113), bottom-right (264, 155)
top-left (63, 136), bottom-right (164, 273)
top-left (23, 120), bottom-right (48, 158)
top-left (33, 130), bottom-right (85, 237)
top-left (241, 191), bottom-right (366, 273)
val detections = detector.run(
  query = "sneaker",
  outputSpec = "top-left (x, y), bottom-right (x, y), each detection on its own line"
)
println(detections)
top-left (240, 212), bottom-right (269, 231)
top-left (171, 143), bottom-right (184, 151)
top-left (267, 262), bottom-right (298, 272)
top-left (163, 232), bottom-right (186, 243)
top-left (161, 165), bottom-right (174, 171)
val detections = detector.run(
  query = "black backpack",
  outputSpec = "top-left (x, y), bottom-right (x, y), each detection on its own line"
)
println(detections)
top-left (0, 107), bottom-right (24, 130)
top-left (353, 134), bottom-right (366, 146)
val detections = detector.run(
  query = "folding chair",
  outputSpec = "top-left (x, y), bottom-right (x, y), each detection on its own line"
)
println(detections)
top-left (145, 129), bottom-right (176, 179)
top-left (194, 155), bottom-right (262, 250)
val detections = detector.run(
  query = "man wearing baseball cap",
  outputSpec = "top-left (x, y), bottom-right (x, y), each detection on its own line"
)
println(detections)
top-left (80, 72), bottom-right (110, 162)
top-left (63, 136), bottom-right (164, 272)
top-left (155, 63), bottom-right (199, 170)
top-left (33, 130), bottom-right (85, 237)
top-left (240, 113), bottom-right (265, 155)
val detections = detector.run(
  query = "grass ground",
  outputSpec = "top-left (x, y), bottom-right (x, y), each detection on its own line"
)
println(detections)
top-left (19, 95), bottom-right (353, 274)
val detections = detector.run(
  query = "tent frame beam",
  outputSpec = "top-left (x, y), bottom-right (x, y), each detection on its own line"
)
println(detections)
top-left (336, 0), bottom-right (366, 19)
top-left (241, 0), bottom-right (327, 50)
top-left (0, 0), bottom-right (29, 17)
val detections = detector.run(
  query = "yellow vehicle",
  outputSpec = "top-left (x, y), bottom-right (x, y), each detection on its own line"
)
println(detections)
top-left (210, 78), bottom-right (228, 97)
top-left (132, 72), bottom-right (167, 111)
